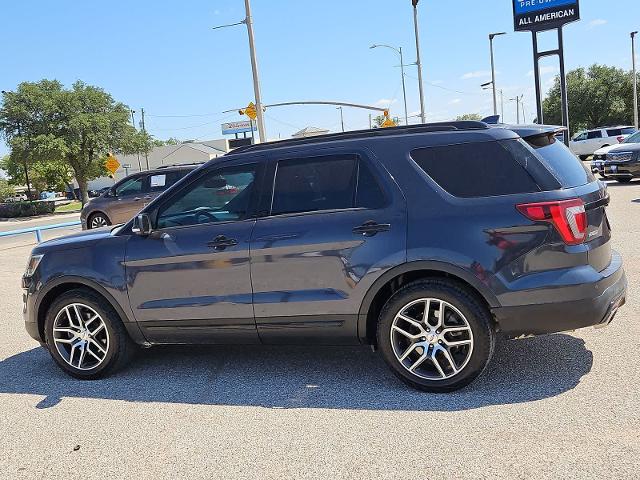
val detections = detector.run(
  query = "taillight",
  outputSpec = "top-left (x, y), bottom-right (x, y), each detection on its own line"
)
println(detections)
top-left (617, 136), bottom-right (625, 143)
top-left (516, 199), bottom-right (587, 245)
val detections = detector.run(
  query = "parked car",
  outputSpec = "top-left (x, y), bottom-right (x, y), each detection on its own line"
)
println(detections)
top-left (590, 130), bottom-right (640, 183)
top-left (23, 122), bottom-right (626, 392)
top-left (4, 193), bottom-right (28, 203)
top-left (569, 126), bottom-right (636, 160)
top-left (81, 164), bottom-right (199, 229)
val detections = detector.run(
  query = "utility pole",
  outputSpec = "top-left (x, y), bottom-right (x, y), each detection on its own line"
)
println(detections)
top-left (632, 31), bottom-right (638, 130)
top-left (489, 32), bottom-right (507, 116)
top-left (369, 113), bottom-right (372, 129)
top-left (336, 107), bottom-right (345, 132)
top-left (500, 89), bottom-right (505, 121)
top-left (131, 109), bottom-right (142, 172)
top-left (411, 0), bottom-right (426, 123)
top-left (510, 95), bottom-right (523, 124)
top-left (370, 44), bottom-right (409, 126)
top-left (244, 0), bottom-right (267, 143)
top-left (140, 108), bottom-right (149, 170)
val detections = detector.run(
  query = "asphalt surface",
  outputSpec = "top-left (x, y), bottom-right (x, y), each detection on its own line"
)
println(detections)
top-left (1, 181), bottom-right (639, 479)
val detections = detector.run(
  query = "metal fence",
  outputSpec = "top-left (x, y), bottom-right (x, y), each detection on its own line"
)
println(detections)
top-left (0, 221), bottom-right (81, 243)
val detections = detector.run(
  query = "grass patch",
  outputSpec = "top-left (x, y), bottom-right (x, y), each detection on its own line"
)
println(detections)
top-left (55, 201), bottom-right (82, 213)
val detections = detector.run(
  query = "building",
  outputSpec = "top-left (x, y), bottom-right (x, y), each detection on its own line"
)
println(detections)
top-left (291, 126), bottom-right (330, 138)
top-left (88, 139), bottom-right (229, 190)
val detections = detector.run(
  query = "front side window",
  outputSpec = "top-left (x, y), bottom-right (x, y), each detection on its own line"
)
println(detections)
top-left (156, 165), bottom-right (256, 229)
top-left (573, 132), bottom-right (587, 141)
top-left (115, 176), bottom-right (145, 197)
top-left (623, 131), bottom-right (640, 144)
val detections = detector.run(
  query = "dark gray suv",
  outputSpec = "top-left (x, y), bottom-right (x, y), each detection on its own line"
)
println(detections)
top-left (22, 122), bottom-right (627, 392)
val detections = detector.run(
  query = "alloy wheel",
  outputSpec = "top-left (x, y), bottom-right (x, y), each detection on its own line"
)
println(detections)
top-left (90, 215), bottom-right (108, 229)
top-left (52, 303), bottom-right (110, 371)
top-left (390, 298), bottom-right (474, 380)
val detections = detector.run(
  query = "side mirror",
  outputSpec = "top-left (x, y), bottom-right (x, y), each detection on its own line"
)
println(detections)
top-left (132, 213), bottom-right (152, 236)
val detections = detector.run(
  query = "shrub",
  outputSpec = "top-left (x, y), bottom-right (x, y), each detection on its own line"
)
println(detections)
top-left (0, 201), bottom-right (56, 218)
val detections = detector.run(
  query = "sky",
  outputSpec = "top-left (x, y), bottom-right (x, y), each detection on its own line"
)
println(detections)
top-left (1, 0), bottom-right (639, 156)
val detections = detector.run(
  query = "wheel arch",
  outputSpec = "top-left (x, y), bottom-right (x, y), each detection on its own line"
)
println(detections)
top-left (357, 261), bottom-right (499, 344)
top-left (87, 210), bottom-right (111, 227)
top-left (35, 276), bottom-right (145, 344)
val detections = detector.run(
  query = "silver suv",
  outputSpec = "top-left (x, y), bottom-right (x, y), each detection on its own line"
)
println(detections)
top-left (81, 165), bottom-right (197, 229)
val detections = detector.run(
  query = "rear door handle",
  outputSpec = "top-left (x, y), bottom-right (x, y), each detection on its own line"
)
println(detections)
top-left (352, 221), bottom-right (391, 237)
top-left (207, 235), bottom-right (238, 250)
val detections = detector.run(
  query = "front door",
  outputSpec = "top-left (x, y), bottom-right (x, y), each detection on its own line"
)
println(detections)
top-left (250, 151), bottom-right (406, 344)
top-left (125, 161), bottom-right (262, 344)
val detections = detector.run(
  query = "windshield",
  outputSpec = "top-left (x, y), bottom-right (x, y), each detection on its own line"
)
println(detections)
top-left (623, 131), bottom-right (640, 144)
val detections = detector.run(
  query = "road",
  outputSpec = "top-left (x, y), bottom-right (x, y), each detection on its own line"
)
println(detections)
top-left (0, 212), bottom-right (81, 250)
top-left (0, 182), bottom-right (639, 479)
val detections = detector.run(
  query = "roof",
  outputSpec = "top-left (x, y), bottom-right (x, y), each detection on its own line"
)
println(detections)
top-left (292, 126), bottom-right (331, 138)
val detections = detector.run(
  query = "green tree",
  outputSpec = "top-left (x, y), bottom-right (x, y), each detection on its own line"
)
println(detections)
top-left (456, 113), bottom-right (483, 121)
top-left (0, 178), bottom-right (14, 202)
top-left (0, 80), bottom-right (138, 204)
top-left (0, 154), bottom-right (73, 193)
top-left (543, 64), bottom-right (639, 134)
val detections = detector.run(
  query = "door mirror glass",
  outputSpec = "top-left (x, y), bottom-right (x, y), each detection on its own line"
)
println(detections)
top-left (132, 213), bottom-right (152, 235)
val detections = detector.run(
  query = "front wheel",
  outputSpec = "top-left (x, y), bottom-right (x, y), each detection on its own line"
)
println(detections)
top-left (377, 279), bottom-right (495, 392)
top-left (616, 178), bottom-right (633, 184)
top-left (44, 289), bottom-right (135, 379)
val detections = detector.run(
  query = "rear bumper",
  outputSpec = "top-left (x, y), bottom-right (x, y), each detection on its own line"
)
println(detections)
top-left (492, 252), bottom-right (627, 337)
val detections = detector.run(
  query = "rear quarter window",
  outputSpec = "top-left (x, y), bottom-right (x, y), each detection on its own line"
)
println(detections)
top-left (410, 141), bottom-right (541, 198)
top-left (524, 134), bottom-right (595, 188)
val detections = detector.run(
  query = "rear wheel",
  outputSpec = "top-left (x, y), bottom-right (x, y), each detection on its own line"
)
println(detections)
top-left (377, 279), bottom-right (495, 392)
top-left (44, 289), bottom-right (135, 379)
top-left (88, 212), bottom-right (111, 229)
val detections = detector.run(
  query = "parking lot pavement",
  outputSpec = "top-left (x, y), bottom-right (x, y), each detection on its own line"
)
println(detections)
top-left (1, 181), bottom-right (639, 479)
top-left (0, 212), bottom-right (81, 251)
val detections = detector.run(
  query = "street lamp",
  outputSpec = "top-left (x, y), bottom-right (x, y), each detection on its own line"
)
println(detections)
top-left (336, 106), bottom-right (345, 132)
top-left (481, 82), bottom-right (504, 121)
top-left (411, 0), bottom-right (426, 123)
top-left (370, 44), bottom-right (409, 126)
top-left (489, 32), bottom-right (506, 117)
top-left (632, 31), bottom-right (638, 130)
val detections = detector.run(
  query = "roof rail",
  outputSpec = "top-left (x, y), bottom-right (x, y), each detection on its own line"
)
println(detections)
top-left (157, 162), bottom-right (205, 169)
top-left (230, 121), bottom-right (489, 155)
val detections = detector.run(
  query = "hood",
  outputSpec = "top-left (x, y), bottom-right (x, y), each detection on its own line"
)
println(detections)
top-left (33, 225), bottom-right (121, 254)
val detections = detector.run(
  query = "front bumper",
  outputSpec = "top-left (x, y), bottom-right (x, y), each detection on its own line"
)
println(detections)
top-left (492, 253), bottom-right (627, 338)
top-left (591, 160), bottom-right (640, 178)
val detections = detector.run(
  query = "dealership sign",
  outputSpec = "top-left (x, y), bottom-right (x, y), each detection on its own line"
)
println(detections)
top-left (513, 0), bottom-right (580, 32)
top-left (221, 121), bottom-right (256, 135)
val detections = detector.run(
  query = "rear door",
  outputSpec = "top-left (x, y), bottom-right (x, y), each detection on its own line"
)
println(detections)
top-left (249, 148), bottom-right (407, 344)
top-left (109, 174), bottom-right (150, 224)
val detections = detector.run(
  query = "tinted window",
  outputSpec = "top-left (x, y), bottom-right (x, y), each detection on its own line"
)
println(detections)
top-left (356, 161), bottom-right (385, 209)
top-left (411, 141), bottom-right (540, 198)
top-left (525, 135), bottom-right (595, 188)
top-left (156, 165), bottom-right (256, 229)
top-left (621, 127), bottom-right (637, 136)
top-left (115, 176), bottom-right (145, 196)
top-left (606, 129), bottom-right (622, 137)
top-left (271, 155), bottom-right (358, 215)
top-left (587, 130), bottom-right (603, 139)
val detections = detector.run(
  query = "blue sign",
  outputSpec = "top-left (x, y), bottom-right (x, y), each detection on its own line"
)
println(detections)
top-left (221, 121), bottom-right (256, 135)
top-left (513, 0), bottom-right (580, 32)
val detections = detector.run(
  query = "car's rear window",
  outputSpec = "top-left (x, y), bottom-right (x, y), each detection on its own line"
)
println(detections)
top-left (524, 134), bottom-right (595, 188)
top-left (410, 141), bottom-right (541, 198)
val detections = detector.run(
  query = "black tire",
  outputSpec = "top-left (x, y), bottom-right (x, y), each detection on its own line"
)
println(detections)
top-left (88, 212), bottom-right (111, 229)
top-left (616, 178), bottom-right (632, 184)
top-left (377, 279), bottom-right (495, 393)
top-left (579, 155), bottom-right (590, 161)
top-left (44, 288), bottom-right (135, 379)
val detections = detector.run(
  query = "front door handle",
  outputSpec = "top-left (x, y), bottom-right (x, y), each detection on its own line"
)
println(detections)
top-left (207, 235), bottom-right (238, 250)
top-left (352, 221), bottom-right (391, 237)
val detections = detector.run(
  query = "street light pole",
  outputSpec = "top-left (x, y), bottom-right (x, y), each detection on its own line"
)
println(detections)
top-left (370, 44), bottom-right (409, 126)
top-left (632, 31), bottom-right (638, 130)
top-left (336, 107), bottom-right (345, 132)
top-left (411, 0), bottom-right (426, 123)
top-left (130, 110), bottom-right (142, 172)
top-left (489, 32), bottom-right (506, 117)
top-left (244, 0), bottom-right (267, 143)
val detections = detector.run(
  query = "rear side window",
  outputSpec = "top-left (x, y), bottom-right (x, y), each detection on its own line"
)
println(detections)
top-left (411, 142), bottom-right (540, 198)
top-left (524, 135), bottom-right (595, 188)
top-left (271, 154), bottom-right (385, 215)
top-left (606, 128), bottom-right (622, 137)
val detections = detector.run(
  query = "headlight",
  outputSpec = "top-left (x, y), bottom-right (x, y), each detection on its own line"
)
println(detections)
top-left (24, 254), bottom-right (44, 277)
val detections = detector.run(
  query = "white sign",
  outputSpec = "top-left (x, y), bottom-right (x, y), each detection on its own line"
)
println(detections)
top-left (222, 121), bottom-right (256, 135)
